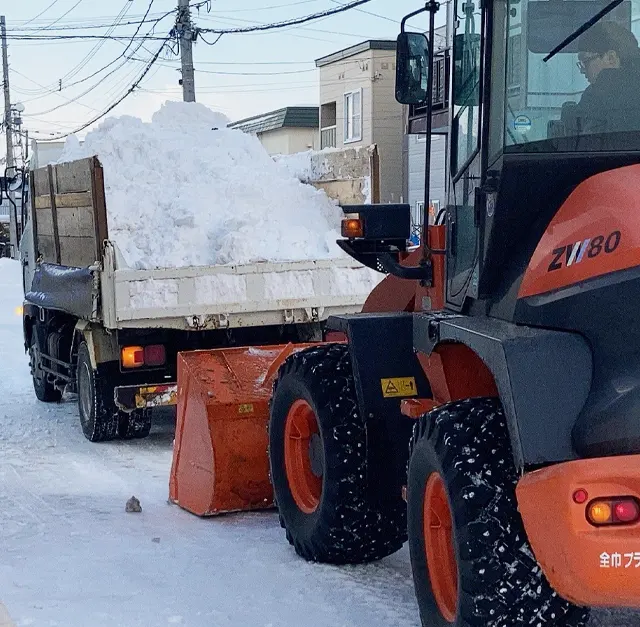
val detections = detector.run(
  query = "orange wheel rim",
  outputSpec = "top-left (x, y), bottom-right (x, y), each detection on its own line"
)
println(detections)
top-left (424, 472), bottom-right (459, 622)
top-left (284, 400), bottom-right (323, 514)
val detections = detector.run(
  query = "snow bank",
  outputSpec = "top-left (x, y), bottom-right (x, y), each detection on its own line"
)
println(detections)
top-left (57, 102), bottom-right (346, 270)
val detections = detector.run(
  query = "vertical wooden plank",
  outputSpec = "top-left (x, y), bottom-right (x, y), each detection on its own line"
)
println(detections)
top-left (90, 157), bottom-right (108, 263)
top-left (47, 165), bottom-right (61, 265)
top-left (370, 145), bottom-right (381, 204)
top-left (29, 173), bottom-right (39, 258)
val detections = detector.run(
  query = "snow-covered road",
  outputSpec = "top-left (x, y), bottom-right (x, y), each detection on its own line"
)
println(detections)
top-left (0, 257), bottom-right (637, 627)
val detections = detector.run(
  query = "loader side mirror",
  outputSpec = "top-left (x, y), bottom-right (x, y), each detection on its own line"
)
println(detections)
top-left (395, 32), bottom-right (430, 105)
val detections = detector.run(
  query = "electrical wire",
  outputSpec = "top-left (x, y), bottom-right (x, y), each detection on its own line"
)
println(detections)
top-left (197, 0), bottom-right (374, 35)
top-left (31, 0), bottom-right (86, 33)
top-left (38, 38), bottom-right (172, 141)
top-left (20, 0), bottom-right (63, 26)
top-left (23, 2), bottom-right (173, 115)
top-left (19, 1), bottom-right (134, 98)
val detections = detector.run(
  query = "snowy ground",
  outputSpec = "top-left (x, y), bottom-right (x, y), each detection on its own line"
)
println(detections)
top-left (0, 257), bottom-right (637, 626)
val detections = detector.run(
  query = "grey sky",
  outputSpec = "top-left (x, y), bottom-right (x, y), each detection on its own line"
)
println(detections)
top-left (2, 0), bottom-right (438, 146)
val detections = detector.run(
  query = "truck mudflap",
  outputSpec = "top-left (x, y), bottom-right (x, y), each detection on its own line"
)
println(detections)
top-left (516, 454), bottom-right (640, 608)
top-left (115, 383), bottom-right (178, 412)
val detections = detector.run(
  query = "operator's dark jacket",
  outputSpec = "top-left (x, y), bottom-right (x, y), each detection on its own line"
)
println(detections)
top-left (567, 61), bottom-right (640, 135)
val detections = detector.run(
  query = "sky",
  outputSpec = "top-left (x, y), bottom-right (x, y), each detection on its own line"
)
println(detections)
top-left (0, 0), bottom-right (441, 155)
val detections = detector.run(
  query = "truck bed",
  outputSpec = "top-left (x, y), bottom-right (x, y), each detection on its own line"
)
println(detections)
top-left (26, 156), bottom-right (381, 331)
top-left (101, 242), bottom-right (379, 330)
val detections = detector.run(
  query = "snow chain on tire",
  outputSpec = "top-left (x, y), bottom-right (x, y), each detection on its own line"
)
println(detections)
top-left (407, 397), bottom-right (590, 627)
top-left (269, 343), bottom-right (407, 565)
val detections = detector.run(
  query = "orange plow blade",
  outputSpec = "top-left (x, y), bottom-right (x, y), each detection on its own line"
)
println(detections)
top-left (169, 343), bottom-right (317, 516)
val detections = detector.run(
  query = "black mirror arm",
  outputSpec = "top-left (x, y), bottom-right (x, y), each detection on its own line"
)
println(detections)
top-left (401, 6), bottom-right (429, 32)
top-left (379, 253), bottom-right (433, 281)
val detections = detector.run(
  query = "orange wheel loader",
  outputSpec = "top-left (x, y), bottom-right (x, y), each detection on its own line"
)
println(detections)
top-left (264, 0), bottom-right (640, 625)
top-left (170, 0), bottom-right (640, 623)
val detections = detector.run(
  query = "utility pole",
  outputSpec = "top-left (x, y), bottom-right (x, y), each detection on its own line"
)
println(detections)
top-left (177, 0), bottom-right (196, 102)
top-left (1, 16), bottom-right (13, 169)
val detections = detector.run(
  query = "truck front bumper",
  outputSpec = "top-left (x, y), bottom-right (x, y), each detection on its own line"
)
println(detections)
top-left (516, 454), bottom-right (640, 608)
top-left (114, 383), bottom-right (178, 412)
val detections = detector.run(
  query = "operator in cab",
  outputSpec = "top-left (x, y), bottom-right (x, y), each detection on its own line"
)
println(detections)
top-left (562, 21), bottom-right (640, 136)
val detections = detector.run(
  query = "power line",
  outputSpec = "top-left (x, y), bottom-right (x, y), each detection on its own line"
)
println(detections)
top-left (20, 0), bottom-right (63, 26)
top-left (31, 0), bottom-right (85, 33)
top-left (39, 37), bottom-right (171, 141)
top-left (4, 34), bottom-right (170, 42)
top-left (34, 0), bottom-right (135, 96)
top-left (10, 67), bottom-right (101, 113)
top-left (198, 0), bottom-right (374, 35)
top-left (22, 1), bottom-right (172, 114)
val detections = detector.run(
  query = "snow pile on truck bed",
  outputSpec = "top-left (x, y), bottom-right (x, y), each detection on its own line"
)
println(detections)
top-left (57, 102), bottom-right (347, 270)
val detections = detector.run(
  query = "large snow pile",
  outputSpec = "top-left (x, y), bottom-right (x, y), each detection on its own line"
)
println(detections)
top-left (57, 102), bottom-right (346, 270)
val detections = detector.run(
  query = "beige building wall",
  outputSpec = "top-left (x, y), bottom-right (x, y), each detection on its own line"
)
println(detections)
top-left (371, 49), bottom-right (404, 203)
top-left (319, 45), bottom-right (404, 203)
top-left (258, 128), bottom-right (319, 155)
top-left (319, 50), bottom-right (373, 148)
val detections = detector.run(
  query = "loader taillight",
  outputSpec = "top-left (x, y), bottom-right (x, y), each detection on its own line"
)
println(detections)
top-left (587, 497), bottom-right (640, 526)
top-left (572, 489), bottom-right (588, 504)
top-left (122, 346), bottom-right (144, 369)
top-left (121, 345), bottom-right (166, 369)
top-left (341, 217), bottom-right (364, 238)
top-left (615, 500), bottom-right (640, 523)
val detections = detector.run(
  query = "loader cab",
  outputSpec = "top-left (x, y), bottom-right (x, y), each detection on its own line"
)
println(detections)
top-left (395, 0), bottom-right (640, 314)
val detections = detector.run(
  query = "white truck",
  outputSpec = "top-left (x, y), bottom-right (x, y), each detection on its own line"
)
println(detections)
top-left (21, 156), bottom-right (379, 442)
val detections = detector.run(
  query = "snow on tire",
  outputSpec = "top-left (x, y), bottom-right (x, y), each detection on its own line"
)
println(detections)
top-left (269, 343), bottom-right (406, 565)
top-left (407, 397), bottom-right (590, 627)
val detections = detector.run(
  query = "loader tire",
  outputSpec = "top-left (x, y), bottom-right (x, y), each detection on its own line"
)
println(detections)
top-left (29, 343), bottom-right (62, 403)
top-left (407, 397), bottom-right (590, 627)
top-left (118, 410), bottom-right (152, 440)
top-left (269, 343), bottom-right (406, 565)
top-left (76, 342), bottom-right (118, 443)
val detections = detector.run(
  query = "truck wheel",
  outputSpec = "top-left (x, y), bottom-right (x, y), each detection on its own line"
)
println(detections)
top-left (29, 343), bottom-right (62, 403)
top-left (407, 397), bottom-right (590, 627)
top-left (76, 342), bottom-right (118, 442)
top-left (118, 410), bottom-right (152, 440)
top-left (269, 344), bottom-right (406, 565)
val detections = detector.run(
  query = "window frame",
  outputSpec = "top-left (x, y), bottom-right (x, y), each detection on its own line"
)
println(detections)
top-left (343, 88), bottom-right (363, 144)
top-left (450, 2), bottom-right (484, 179)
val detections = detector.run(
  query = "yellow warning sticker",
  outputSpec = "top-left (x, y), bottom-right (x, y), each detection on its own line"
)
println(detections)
top-left (238, 404), bottom-right (255, 415)
top-left (381, 377), bottom-right (418, 398)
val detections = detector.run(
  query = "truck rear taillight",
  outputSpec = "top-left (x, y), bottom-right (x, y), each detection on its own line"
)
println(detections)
top-left (121, 345), bottom-right (166, 369)
top-left (587, 497), bottom-right (640, 526)
top-left (122, 346), bottom-right (144, 369)
top-left (144, 344), bottom-right (166, 367)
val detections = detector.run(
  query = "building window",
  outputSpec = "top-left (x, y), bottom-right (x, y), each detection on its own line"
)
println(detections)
top-left (320, 101), bottom-right (337, 149)
top-left (344, 89), bottom-right (362, 143)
